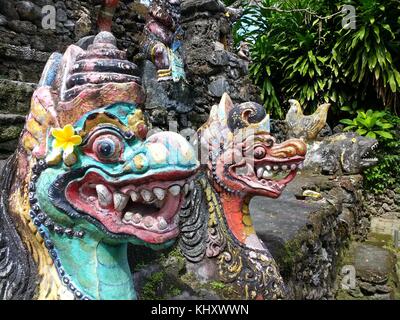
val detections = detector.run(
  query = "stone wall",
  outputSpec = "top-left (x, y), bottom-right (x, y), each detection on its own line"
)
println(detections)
top-left (0, 0), bottom-right (258, 158)
top-left (0, 0), bottom-right (100, 159)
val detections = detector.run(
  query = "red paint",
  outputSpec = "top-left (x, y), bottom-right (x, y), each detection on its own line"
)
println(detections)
top-left (64, 170), bottom-right (196, 244)
top-left (98, 0), bottom-right (120, 32)
top-left (219, 192), bottom-right (247, 243)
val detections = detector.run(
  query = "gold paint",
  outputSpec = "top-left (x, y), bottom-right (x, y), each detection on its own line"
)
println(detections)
top-left (242, 215), bottom-right (252, 227)
top-left (81, 113), bottom-right (126, 137)
top-left (46, 150), bottom-right (62, 166)
top-left (244, 226), bottom-right (256, 236)
top-left (26, 118), bottom-right (44, 140)
top-left (133, 154), bottom-right (146, 170)
top-left (9, 158), bottom-right (64, 300)
top-left (242, 204), bottom-right (249, 215)
top-left (128, 110), bottom-right (146, 138)
top-left (31, 98), bottom-right (49, 124)
top-left (22, 133), bottom-right (38, 152)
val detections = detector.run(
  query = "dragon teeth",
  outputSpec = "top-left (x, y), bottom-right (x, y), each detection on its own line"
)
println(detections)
top-left (153, 188), bottom-right (166, 201)
top-left (273, 165), bottom-right (279, 171)
top-left (257, 168), bottom-right (264, 178)
top-left (113, 192), bottom-right (129, 212)
top-left (291, 164), bottom-right (297, 170)
top-left (169, 185), bottom-right (181, 196)
top-left (96, 184), bottom-right (113, 208)
top-left (130, 191), bottom-right (139, 202)
top-left (132, 213), bottom-right (142, 224)
top-left (143, 216), bottom-right (154, 228)
top-left (141, 190), bottom-right (154, 203)
top-left (158, 217), bottom-right (168, 230)
top-left (184, 184), bottom-right (190, 196)
top-left (124, 211), bottom-right (134, 221)
top-left (262, 170), bottom-right (273, 179)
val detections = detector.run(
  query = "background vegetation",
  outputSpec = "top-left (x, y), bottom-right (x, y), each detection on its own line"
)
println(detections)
top-left (226, 0), bottom-right (400, 193)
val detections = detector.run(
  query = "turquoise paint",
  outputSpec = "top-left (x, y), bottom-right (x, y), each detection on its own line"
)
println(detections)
top-left (35, 102), bottom-right (197, 299)
top-left (37, 170), bottom-right (175, 300)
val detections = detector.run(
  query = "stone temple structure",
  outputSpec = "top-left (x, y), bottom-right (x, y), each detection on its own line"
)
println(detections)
top-left (0, 0), bottom-right (398, 300)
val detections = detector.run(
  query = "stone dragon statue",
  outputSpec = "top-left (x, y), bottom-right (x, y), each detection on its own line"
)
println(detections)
top-left (0, 30), bottom-right (199, 300)
top-left (175, 94), bottom-right (307, 300)
top-left (0, 1), bottom-right (308, 300)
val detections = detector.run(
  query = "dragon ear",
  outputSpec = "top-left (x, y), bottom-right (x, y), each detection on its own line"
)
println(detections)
top-left (258, 113), bottom-right (271, 133)
top-left (217, 93), bottom-right (234, 123)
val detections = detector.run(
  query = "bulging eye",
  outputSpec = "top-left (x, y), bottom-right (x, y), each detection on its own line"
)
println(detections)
top-left (92, 135), bottom-right (123, 162)
top-left (254, 146), bottom-right (266, 159)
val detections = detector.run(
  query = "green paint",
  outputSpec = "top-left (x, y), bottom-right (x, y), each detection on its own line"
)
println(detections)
top-left (33, 103), bottom-right (198, 300)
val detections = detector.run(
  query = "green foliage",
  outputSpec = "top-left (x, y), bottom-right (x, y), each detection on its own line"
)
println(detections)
top-left (355, 113), bottom-right (400, 194)
top-left (363, 137), bottom-right (400, 194)
top-left (235, 0), bottom-right (400, 119)
top-left (340, 109), bottom-right (394, 139)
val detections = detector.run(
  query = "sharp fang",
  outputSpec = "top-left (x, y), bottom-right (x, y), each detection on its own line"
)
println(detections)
top-left (141, 190), bottom-right (154, 202)
top-left (96, 184), bottom-right (113, 208)
top-left (153, 188), bottom-right (166, 201)
top-left (124, 211), bottom-right (134, 221)
top-left (130, 191), bottom-right (139, 202)
top-left (158, 217), bottom-right (168, 230)
top-left (184, 184), bottom-right (190, 195)
top-left (113, 193), bottom-right (129, 212)
top-left (257, 168), bottom-right (264, 178)
top-left (169, 185), bottom-right (181, 196)
top-left (132, 213), bottom-right (142, 224)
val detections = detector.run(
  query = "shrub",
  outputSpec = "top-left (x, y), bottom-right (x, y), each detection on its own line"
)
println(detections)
top-left (234, 0), bottom-right (400, 119)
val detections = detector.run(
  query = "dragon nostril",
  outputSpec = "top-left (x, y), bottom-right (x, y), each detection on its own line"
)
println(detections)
top-left (266, 138), bottom-right (275, 147)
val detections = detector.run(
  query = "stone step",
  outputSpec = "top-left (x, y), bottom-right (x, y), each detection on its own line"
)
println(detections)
top-left (335, 240), bottom-right (399, 300)
top-left (250, 174), bottom-right (364, 299)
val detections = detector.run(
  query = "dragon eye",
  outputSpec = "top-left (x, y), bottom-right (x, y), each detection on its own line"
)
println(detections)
top-left (92, 135), bottom-right (123, 162)
top-left (254, 146), bottom-right (266, 159)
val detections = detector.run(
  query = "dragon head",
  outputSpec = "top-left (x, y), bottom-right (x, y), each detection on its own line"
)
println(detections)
top-left (199, 94), bottom-right (307, 200)
top-left (12, 31), bottom-right (198, 300)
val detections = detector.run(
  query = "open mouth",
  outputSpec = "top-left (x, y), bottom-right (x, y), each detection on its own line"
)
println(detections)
top-left (65, 171), bottom-right (195, 244)
top-left (360, 142), bottom-right (379, 166)
top-left (231, 156), bottom-right (305, 196)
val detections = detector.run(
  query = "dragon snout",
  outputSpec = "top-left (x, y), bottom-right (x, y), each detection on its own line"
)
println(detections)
top-left (270, 139), bottom-right (307, 159)
top-left (145, 132), bottom-right (199, 169)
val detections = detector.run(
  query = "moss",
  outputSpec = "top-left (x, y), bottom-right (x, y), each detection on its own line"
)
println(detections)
top-left (0, 125), bottom-right (23, 142)
top-left (141, 270), bottom-right (184, 300)
top-left (210, 281), bottom-right (226, 290)
top-left (141, 271), bottom-right (166, 300)
top-left (278, 238), bottom-right (303, 277)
